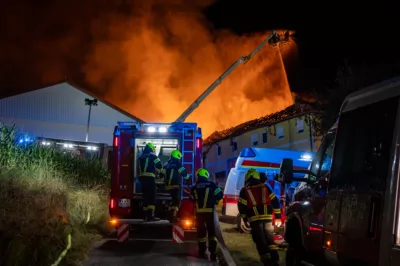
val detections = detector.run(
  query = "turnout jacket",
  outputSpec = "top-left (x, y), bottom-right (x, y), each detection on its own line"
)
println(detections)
top-left (162, 157), bottom-right (189, 190)
top-left (238, 179), bottom-right (281, 223)
top-left (138, 146), bottom-right (163, 177)
top-left (190, 177), bottom-right (223, 213)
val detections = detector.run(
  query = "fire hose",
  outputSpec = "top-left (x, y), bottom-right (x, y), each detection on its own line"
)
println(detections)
top-left (213, 209), bottom-right (237, 266)
top-left (51, 210), bottom-right (91, 266)
top-left (51, 234), bottom-right (72, 266)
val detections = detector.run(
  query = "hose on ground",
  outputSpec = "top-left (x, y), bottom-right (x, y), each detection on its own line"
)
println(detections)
top-left (50, 233), bottom-right (72, 266)
top-left (214, 209), bottom-right (237, 266)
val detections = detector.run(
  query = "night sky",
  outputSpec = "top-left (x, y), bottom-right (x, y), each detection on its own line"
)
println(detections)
top-left (1, 0), bottom-right (399, 98)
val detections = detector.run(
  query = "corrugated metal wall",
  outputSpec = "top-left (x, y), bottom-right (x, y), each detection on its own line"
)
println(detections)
top-left (0, 83), bottom-right (134, 127)
top-left (0, 83), bottom-right (136, 145)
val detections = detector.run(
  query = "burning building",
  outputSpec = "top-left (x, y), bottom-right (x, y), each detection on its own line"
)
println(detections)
top-left (202, 102), bottom-right (322, 188)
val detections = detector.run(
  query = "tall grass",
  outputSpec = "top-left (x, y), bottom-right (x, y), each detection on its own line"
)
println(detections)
top-left (0, 124), bottom-right (111, 266)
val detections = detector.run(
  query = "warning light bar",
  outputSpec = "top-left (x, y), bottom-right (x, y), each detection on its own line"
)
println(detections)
top-left (142, 124), bottom-right (170, 133)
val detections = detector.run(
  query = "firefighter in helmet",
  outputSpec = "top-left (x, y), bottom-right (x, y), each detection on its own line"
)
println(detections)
top-left (237, 168), bottom-right (282, 266)
top-left (190, 168), bottom-right (223, 261)
top-left (162, 149), bottom-right (189, 222)
top-left (138, 142), bottom-right (163, 221)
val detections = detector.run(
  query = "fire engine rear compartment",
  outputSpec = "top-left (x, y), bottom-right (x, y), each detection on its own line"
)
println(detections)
top-left (131, 136), bottom-right (179, 219)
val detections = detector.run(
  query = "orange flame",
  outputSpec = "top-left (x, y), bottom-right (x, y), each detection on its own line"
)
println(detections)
top-left (83, 1), bottom-right (296, 136)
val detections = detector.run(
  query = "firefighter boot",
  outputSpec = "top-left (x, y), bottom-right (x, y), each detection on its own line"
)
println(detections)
top-left (261, 252), bottom-right (279, 266)
top-left (210, 253), bottom-right (217, 261)
top-left (171, 209), bottom-right (178, 223)
top-left (145, 210), bottom-right (160, 222)
top-left (198, 242), bottom-right (207, 258)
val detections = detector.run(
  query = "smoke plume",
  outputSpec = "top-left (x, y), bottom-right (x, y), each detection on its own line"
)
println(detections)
top-left (83, 0), bottom-right (296, 136)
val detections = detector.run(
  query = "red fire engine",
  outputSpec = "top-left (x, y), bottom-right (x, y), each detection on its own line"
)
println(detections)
top-left (109, 122), bottom-right (203, 230)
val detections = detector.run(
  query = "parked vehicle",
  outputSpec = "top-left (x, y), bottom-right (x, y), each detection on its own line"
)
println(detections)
top-left (221, 147), bottom-right (313, 233)
top-left (280, 77), bottom-right (400, 266)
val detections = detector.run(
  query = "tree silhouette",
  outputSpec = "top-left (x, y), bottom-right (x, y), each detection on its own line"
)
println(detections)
top-left (306, 59), bottom-right (400, 138)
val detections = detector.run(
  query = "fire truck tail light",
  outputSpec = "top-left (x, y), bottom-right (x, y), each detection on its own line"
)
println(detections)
top-left (113, 137), bottom-right (119, 147)
top-left (110, 198), bottom-right (115, 209)
top-left (196, 138), bottom-right (200, 149)
top-left (110, 218), bottom-right (118, 225)
top-left (326, 240), bottom-right (332, 248)
top-left (181, 219), bottom-right (194, 228)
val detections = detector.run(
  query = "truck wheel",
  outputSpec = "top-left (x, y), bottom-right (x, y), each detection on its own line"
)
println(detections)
top-left (285, 219), bottom-right (306, 266)
top-left (236, 214), bottom-right (251, 233)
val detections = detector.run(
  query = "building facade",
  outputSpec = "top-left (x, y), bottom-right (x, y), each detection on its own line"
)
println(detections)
top-left (0, 81), bottom-right (141, 146)
top-left (202, 103), bottom-right (321, 187)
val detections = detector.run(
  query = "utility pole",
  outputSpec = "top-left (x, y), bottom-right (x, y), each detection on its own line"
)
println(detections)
top-left (85, 98), bottom-right (98, 142)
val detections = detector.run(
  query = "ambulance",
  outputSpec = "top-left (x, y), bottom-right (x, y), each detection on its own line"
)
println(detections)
top-left (221, 147), bottom-right (314, 232)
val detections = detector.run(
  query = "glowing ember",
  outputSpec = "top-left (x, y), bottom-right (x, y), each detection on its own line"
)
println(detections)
top-left (83, 1), bottom-right (296, 136)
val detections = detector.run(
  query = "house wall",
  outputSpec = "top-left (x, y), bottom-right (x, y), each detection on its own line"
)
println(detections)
top-left (203, 115), bottom-right (321, 188)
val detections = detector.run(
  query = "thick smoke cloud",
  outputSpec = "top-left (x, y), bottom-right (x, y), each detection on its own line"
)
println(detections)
top-left (83, 0), bottom-right (296, 136)
top-left (0, 1), bottom-right (296, 136)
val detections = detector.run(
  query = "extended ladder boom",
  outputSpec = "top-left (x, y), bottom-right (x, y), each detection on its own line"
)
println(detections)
top-left (174, 30), bottom-right (289, 123)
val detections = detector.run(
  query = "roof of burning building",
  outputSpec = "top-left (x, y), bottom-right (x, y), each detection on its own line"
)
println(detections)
top-left (203, 103), bottom-right (319, 145)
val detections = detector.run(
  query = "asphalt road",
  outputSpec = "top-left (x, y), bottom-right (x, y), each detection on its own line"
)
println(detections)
top-left (83, 223), bottom-right (218, 266)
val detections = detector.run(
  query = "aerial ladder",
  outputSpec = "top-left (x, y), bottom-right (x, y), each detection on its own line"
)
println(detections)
top-left (174, 30), bottom-right (291, 123)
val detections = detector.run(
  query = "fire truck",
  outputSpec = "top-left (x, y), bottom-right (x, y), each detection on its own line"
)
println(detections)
top-left (108, 30), bottom-right (291, 232)
top-left (109, 121), bottom-right (203, 230)
top-left (279, 76), bottom-right (400, 266)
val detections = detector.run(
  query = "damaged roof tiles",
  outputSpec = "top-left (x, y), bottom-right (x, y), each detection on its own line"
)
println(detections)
top-left (203, 103), bottom-right (318, 145)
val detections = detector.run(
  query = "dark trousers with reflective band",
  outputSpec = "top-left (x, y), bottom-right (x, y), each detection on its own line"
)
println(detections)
top-left (139, 176), bottom-right (156, 218)
top-left (196, 213), bottom-right (217, 256)
top-left (168, 188), bottom-right (181, 218)
top-left (250, 221), bottom-right (279, 266)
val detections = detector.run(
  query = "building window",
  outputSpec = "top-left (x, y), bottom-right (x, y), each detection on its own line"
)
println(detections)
top-left (251, 134), bottom-right (258, 146)
top-left (232, 141), bottom-right (238, 152)
top-left (216, 145), bottom-right (222, 156)
top-left (261, 130), bottom-right (268, 144)
top-left (277, 126), bottom-right (284, 140)
top-left (296, 119), bottom-right (305, 134)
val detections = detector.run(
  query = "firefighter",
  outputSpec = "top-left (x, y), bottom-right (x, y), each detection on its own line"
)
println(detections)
top-left (162, 149), bottom-right (189, 222)
top-left (190, 168), bottom-right (223, 261)
top-left (138, 142), bottom-right (163, 221)
top-left (238, 168), bottom-right (282, 266)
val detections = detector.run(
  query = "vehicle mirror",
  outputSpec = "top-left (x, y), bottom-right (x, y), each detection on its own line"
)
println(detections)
top-left (279, 158), bottom-right (294, 184)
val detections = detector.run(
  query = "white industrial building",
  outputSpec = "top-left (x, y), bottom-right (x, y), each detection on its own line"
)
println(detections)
top-left (0, 81), bottom-right (141, 146)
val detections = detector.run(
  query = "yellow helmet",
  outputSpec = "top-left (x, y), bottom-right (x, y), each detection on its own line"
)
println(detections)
top-left (196, 168), bottom-right (210, 179)
top-left (171, 149), bottom-right (182, 160)
top-left (245, 168), bottom-right (260, 182)
top-left (146, 142), bottom-right (156, 153)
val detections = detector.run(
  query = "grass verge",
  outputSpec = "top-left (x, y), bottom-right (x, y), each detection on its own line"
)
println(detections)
top-left (219, 222), bottom-right (286, 266)
top-left (0, 124), bottom-right (111, 266)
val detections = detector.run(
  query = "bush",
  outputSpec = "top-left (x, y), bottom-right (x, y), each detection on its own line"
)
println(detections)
top-left (0, 124), bottom-right (111, 266)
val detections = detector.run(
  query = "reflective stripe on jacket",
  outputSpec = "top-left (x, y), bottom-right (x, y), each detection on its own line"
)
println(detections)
top-left (162, 158), bottom-right (188, 190)
top-left (138, 151), bottom-right (163, 177)
top-left (190, 177), bottom-right (223, 213)
top-left (237, 182), bottom-right (281, 223)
